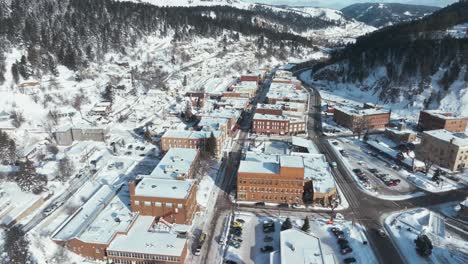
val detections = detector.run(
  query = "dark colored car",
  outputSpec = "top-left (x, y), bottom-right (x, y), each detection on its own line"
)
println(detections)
top-left (368, 168), bottom-right (378, 173)
top-left (337, 238), bottom-right (349, 245)
top-left (278, 203), bottom-right (289, 208)
top-left (255, 202), bottom-right (266, 207)
top-left (344, 257), bottom-right (357, 263)
top-left (341, 247), bottom-right (353, 255)
top-left (224, 260), bottom-right (238, 264)
top-left (260, 245), bottom-right (274, 253)
top-left (264, 236), bottom-right (273, 242)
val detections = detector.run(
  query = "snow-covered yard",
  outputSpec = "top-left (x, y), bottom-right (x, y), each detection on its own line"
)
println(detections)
top-left (385, 208), bottom-right (468, 264)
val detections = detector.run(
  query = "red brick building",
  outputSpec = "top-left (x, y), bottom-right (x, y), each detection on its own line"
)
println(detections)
top-left (417, 110), bottom-right (468, 132)
top-left (160, 130), bottom-right (224, 157)
top-left (252, 113), bottom-right (305, 135)
top-left (333, 105), bottom-right (390, 132)
top-left (129, 178), bottom-right (197, 225)
top-left (237, 154), bottom-right (305, 204)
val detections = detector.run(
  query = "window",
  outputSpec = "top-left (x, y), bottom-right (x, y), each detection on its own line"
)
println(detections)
top-left (167, 203), bottom-right (173, 208)
top-left (134, 200), bottom-right (140, 206)
top-left (178, 203), bottom-right (183, 208)
top-left (155, 202), bottom-right (162, 207)
top-left (144, 201), bottom-right (151, 206)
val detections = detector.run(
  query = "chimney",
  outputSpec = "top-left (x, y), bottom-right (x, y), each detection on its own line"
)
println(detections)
top-left (450, 138), bottom-right (455, 144)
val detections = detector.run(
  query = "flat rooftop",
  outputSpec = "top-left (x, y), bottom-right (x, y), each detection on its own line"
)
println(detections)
top-left (280, 228), bottom-right (325, 264)
top-left (253, 113), bottom-right (290, 121)
top-left (280, 155), bottom-right (304, 168)
top-left (150, 148), bottom-right (198, 180)
top-left (257, 104), bottom-right (284, 110)
top-left (135, 178), bottom-right (194, 199)
top-left (423, 110), bottom-right (467, 120)
top-left (53, 185), bottom-right (136, 244)
top-left (335, 105), bottom-right (390, 116)
top-left (424, 129), bottom-right (468, 147)
top-left (107, 215), bottom-right (186, 256)
top-left (238, 160), bottom-right (279, 174)
top-left (292, 153), bottom-right (336, 194)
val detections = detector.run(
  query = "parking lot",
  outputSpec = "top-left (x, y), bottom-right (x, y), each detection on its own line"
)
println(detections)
top-left (223, 212), bottom-right (377, 264)
top-left (330, 137), bottom-right (418, 196)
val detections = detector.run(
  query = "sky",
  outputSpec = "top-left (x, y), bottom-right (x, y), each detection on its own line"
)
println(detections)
top-left (243, 0), bottom-right (459, 9)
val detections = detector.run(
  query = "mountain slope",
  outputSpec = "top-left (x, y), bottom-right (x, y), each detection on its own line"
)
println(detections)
top-left (341, 2), bottom-right (440, 28)
top-left (311, 1), bottom-right (468, 114)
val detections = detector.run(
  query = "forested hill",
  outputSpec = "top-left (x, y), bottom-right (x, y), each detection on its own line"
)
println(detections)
top-left (0, 0), bottom-right (334, 85)
top-left (312, 0), bottom-right (468, 105)
top-left (341, 3), bottom-right (439, 28)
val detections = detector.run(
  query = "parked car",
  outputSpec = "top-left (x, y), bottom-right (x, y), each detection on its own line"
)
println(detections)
top-left (337, 238), bottom-right (349, 246)
top-left (368, 168), bottom-right (378, 173)
top-left (224, 260), bottom-right (238, 264)
top-left (260, 245), bottom-right (274, 253)
top-left (378, 229), bottom-right (387, 237)
top-left (231, 221), bottom-right (243, 228)
top-left (264, 236), bottom-right (273, 242)
top-left (278, 203), bottom-right (289, 208)
top-left (255, 202), bottom-right (266, 207)
top-left (341, 247), bottom-right (353, 255)
top-left (236, 219), bottom-right (245, 224)
top-left (344, 257), bottom-right (357, 263)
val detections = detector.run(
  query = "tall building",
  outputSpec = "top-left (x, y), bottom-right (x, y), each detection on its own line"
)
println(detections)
top-left (333, 105), bottom-right (390, 132)
top-left (237, 153), bottom-right (305, 204)
top-left (417, 110), bottom-right (468, 132)
top-left (417, 129), bottom-right (468, 171)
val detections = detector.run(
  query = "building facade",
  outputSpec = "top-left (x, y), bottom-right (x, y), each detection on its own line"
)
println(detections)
top-left (129, 179), bottom-right (197, 225)
top-left (54, 127), bottom-right (107, 146)
top-left (417, 129), bottom-right (468, 171)
top-left (384, 128), bottom-right (417, 144)
top-left (333, 105), bottom-right (390, 132)
top-left (252, 114), bottom-right (305, 135)
top-left (237, 155), bottom-right (305, 204)
top-left (417, 110), bottom-right (468, 132)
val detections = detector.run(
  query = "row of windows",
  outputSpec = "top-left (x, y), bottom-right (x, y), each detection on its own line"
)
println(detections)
top-left (109, 252), bottom-right (179, 263)
top-left (239, 179), bottom-right (303, 186)
top-left (239, 186), bottom-right (302, 194)
top-left (134, 201), bottom-right (184, 208)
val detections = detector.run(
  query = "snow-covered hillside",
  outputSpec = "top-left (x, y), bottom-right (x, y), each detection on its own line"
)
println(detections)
top-left (118, 0), bottom-right (252, 8)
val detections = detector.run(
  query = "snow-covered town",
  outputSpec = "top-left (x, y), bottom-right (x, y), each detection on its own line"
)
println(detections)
top-left (1, 1), bottom-right (468, 264)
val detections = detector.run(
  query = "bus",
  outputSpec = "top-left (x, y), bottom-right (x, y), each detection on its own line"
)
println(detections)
top-left (194, 233), bottom-right (206, 256)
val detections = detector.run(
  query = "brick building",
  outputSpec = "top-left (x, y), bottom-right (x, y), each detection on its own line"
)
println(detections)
top-left (237, 153), bottom-right (305, 204)
top-left (417, 110), bottom-right (468, 132)
top-left (333, 105), bottom-right (390, 132)
top-left (252, 113), bottom-right (305, 135)
top-left (129, 178), bottom-right (197, 225)
top-left (106, 215), bottom-right (188, 264)
top-left (160, 130), bottom-right (224, 157)
top-left (417, 129), bottom-right (468, 171)
top-left (256, 104), bottom-right (284, 116)
top-left (384, 127), bottom-right (417, 144)
top-left (149, 148), bottom-right (199, 180)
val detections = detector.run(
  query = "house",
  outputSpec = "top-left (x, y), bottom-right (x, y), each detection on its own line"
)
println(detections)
top-left (90, 102), bottom-right (112, 116)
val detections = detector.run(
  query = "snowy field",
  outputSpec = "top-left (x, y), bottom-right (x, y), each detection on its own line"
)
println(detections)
top-left (385, 208), bottom-right (468, 264)
top-left (224, 211), bottom-right (377, 264)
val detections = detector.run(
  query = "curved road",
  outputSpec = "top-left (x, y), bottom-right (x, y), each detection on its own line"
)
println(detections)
top-left (296, 68), bottom-right (468, 264)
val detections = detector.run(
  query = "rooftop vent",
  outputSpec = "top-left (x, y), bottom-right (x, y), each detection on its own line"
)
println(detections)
top-left (152, 185), bottom-right (157, 188)
top-left (172, 186), bottom-right (177, 190)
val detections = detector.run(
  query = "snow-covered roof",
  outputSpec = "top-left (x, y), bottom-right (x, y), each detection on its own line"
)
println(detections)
top-left (280, 156), bottom-right (304, 168)
top-left (76, 186), bottom-right (136, 244)
top-left (275, 101), bottom-right (306, 109)
top-left (135, 178), bottom-right (194, 199)
top-left (53, 185), bottom-right (126, 243)
top-left (238, 160), bottom-right (279, 174)
top-left (107, 215), bottom-right (186, 256)
top-left (334, 105), bottom-right (389, 117)
top-left (292, 153), bottom-right (336, 194)
top-left (280, 228), bottom-right (325, 264)
top-left (292, 137), bottom-right (320, 154)
top-left (253, 113), bottom-right (290, 121)
top-left (257, 104), bottom-right (284, 110)
top-left (149, 148), bottom-right (198, 180)
top-left (201, 108), bottom-right (241, 120)
top-left (424, 129), bottom-right (468, 147)
top-left (422, 110), bottom-right (467, 120)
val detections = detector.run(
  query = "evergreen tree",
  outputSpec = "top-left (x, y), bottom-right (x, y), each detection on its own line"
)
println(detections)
top-left (11, 63), bottom-right (20, 84)
top-left (15, 159), bottom-right (47, 194)
top-left (301, 216), bottom-right (310, 232)
top-left (182, 75), bottom-right (187, 86)
top-left (57, 156), bottom-right (74, 182)
top-left (1, 226), bottom-right (32, 264)
top-left (414, 234), bottom-right (433, 257)
top-left (281, 217), bottom-right (293, 231)
top-left (102, 84), bottom-right (114, 103)
top-left (205, 132), bottom-right (217, 157)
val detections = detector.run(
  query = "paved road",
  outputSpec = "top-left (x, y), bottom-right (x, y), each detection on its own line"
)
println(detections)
top-left (297, 70), bottom-right (468, 264)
